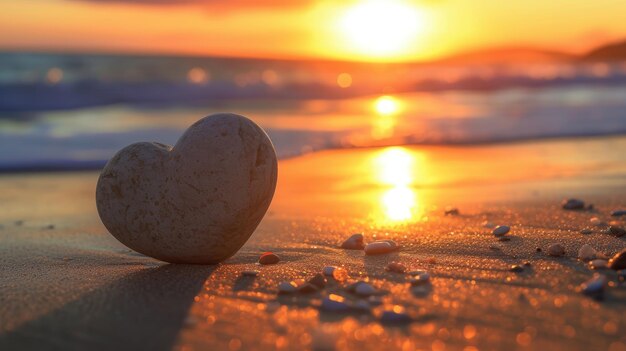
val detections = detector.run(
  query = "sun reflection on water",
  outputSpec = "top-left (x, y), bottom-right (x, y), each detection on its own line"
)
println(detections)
top-left (373, 147), bottom-right (421, 224)
top-left (371, 95), bottom-right (401, 139)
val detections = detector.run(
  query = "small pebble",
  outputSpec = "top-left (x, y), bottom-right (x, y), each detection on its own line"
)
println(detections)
top-left (242, 270), bottom-right (259, 277)
top-left (523, 261), bottom-right (531, 267)
top-left (589, 259), bottom-right (609, 270)
top-left (309, 273), bottom-right (327, 289)
top-left (354, 282), bottom-right (377, 297)
top-left (15, 220), bottom-right (24, 226)
top-left (580, 228), bottom-right (593, 235)
top-left (536, 247), bottom-right (542, 252)
top-left (340, 233), bottom-right (365, 250)
top-left (498, 237), bottom-right (511, 242)
top-left (578, 244), bottom-right (596, 261)
top-left (427, 257), bottom-right (436, 264)
top-left (608, 226), bottom-right (626, 237)
top-left (258, 252), bottom-right (280, 265)
top-left (386, 262), bottom-right (406, 273)
top-left (609, 249), bottom-right (626, 270)
top-left (408, 270), bottom-right (427, 276)
top-left (547, 243), bottom-right (565, 257)
top-left (580, 273), bottom-right (607, 297)
top-left (410, 272), bottom-right (430, 286)
top-left (368, 296), bottom-right (383, 306)
top-left (322, 266), bottom-right (336, 276)
top-left (510, 265), bottom-right (524, 273)
top-left (444, 207), bottom-right (459, 216)
top-left (562, 198), bottom-right (585, 210)
top-left (278, 281), bottom-right (297, 294)
top-left (332, 267), bottom-right (349, 282)
top-left (45, 224), bottom-right (55, 230)
top-left (380, 306), bottom-right (412, 325)
top-left (482, 221), bottom-right (496, 229)
top-left (611, 209), bottom-right (626, 217)
top-left (492, 225), bottom-right (510, 237)
top-left (320, 294), bottom-right (350, 313)
top-left (364, 240), bottom-right (398, 255)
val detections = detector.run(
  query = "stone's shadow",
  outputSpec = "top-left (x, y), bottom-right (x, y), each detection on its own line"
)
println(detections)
top-left (233, 276), bottom-right (256, 292)
top-left (0, 264), bottom-right (215, 351)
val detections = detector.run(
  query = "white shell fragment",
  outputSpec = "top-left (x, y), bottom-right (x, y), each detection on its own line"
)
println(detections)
top-left (96, 113), bottom-right (278, 264)
top-left (492, 225), bottom-right (510, 237)
top-left (364, 240), bottom-right (399, 255)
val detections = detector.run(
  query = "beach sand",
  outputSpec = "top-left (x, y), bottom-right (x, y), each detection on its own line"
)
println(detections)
top-left (1, 136), bottom-right (626, 351)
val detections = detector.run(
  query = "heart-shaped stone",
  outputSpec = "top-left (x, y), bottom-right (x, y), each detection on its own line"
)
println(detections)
top-left (96, 113), bottom-right (278, 264)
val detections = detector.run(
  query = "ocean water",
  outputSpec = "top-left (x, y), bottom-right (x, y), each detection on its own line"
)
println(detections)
top-left (1, 52), bottom-right (626, 171)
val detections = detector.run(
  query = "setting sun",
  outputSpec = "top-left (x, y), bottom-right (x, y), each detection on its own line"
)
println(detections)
top-left (340, 0), bottom-right (425, 58)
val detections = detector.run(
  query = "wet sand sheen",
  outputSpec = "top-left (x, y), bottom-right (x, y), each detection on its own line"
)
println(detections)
top-left (0, 136), bottom-right (625, 350)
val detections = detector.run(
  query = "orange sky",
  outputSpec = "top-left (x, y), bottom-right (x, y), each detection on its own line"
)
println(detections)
top-left (1, 0), bottom-right (625, 62)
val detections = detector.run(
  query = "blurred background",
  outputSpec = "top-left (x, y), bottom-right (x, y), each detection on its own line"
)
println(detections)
top-left (1, 0), bottom-right (626, 171)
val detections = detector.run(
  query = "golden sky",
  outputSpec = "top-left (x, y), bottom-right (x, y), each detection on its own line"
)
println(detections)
top-left (1, 0), bottom-right (625, 62)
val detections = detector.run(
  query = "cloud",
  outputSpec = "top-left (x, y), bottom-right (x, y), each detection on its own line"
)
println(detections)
top-left (70, 0), bottom-right (316, 9)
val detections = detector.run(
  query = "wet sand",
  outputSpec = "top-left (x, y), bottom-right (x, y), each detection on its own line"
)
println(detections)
top-left (1, 136), bottom-right (626, 351)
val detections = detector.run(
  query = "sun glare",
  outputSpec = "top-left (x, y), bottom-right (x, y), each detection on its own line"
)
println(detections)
top-left (374, 147), bottom-right (420, 222)
top-left (340, 0), bottom-right (425, 58)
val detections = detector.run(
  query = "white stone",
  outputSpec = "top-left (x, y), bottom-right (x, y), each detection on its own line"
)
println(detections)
top-left (96, 113), bottom-right (278, 264)
top-left (589, 259), bottom-right (609, 270)
top-left (492, 225), bottom-right (510, 237)
top-left (578, 244), bottom-right (596, 261)
top-left (364, 241), bottom-right (398, 255)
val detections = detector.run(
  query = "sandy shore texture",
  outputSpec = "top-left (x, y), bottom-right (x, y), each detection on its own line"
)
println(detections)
top-left (1, 136), bottom-right (626, 351)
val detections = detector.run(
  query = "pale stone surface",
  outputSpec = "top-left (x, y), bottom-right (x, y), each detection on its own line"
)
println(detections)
top-left (96, 113), bottom-right (278, 264)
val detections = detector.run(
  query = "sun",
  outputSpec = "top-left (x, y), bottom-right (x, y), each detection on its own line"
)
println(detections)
top-left (339, 0), bottom-right (425, 58)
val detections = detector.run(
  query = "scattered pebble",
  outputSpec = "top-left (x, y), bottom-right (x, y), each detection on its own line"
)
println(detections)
top-left (309, 273), bottom-right (327, 289)
top-left (580, 273), bottom-right (607, 298)
top-left (547, 243), bottom-right (565, 257)
top-left (258, 252), bottom-right (280, 265)
top-left (611, 209), bottom-right (626, 217)
top-left (498, 237), bottom-right (511, 242)
top-left (482, 221), bottom-right (496, 229)
top-left (578, 244), bottom-right (597, 261)
top-left (380, 306), bottom-right (412, 325)
top-left (242, 270), bottom-right (259, 277)
top-left (426, 257), bottom-right (436, 264)
top-left (322, 266), bottom-right (336, 276)
top-left (278, 281), bottom-right (297, 294)
top-left (590, 217), bottom-right (604, 226)
top-left (536, 247), bottom-right (542, 252)
top-left (444, 207), bottom-right (459, 216)
top-left (332, 267), bottom-right (349, 282)
top-left (609, 249), bottom-right (626, 270)
top-left (298, 283), bottom-right (319, 294)
top-left (562, 198), bottom-right (585, 210)
top-left (368, 296), bottom-right (383, 306)
top-left (510, 265), bottom-right (524, 273)
top-left (386, 262), bottom-right (406, 273)
top-left (340, 233), bottom-right (365, 250)
top-left (580, 228), bottom-right (593, 234)
top-left (320, 294), bottom-right (350, 312)
top-left (354, 282), bottom-right (377, 297)
top-left (523, 261), bottom-right (531, 267)
top-left (608, 226), bottom-right (626, 237)
top-left (410, 272), bottom-right (430, 286)
top-left (364, 240), bottom-right (399, 255)
top-left (492, 225), bottom-right (510, 237)
top-left (14, 220), bottom-right (24, 226)
top-left (44, 224), bottom-right (55, 230)
top-left (589, 259), bottom-right (609, 270)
